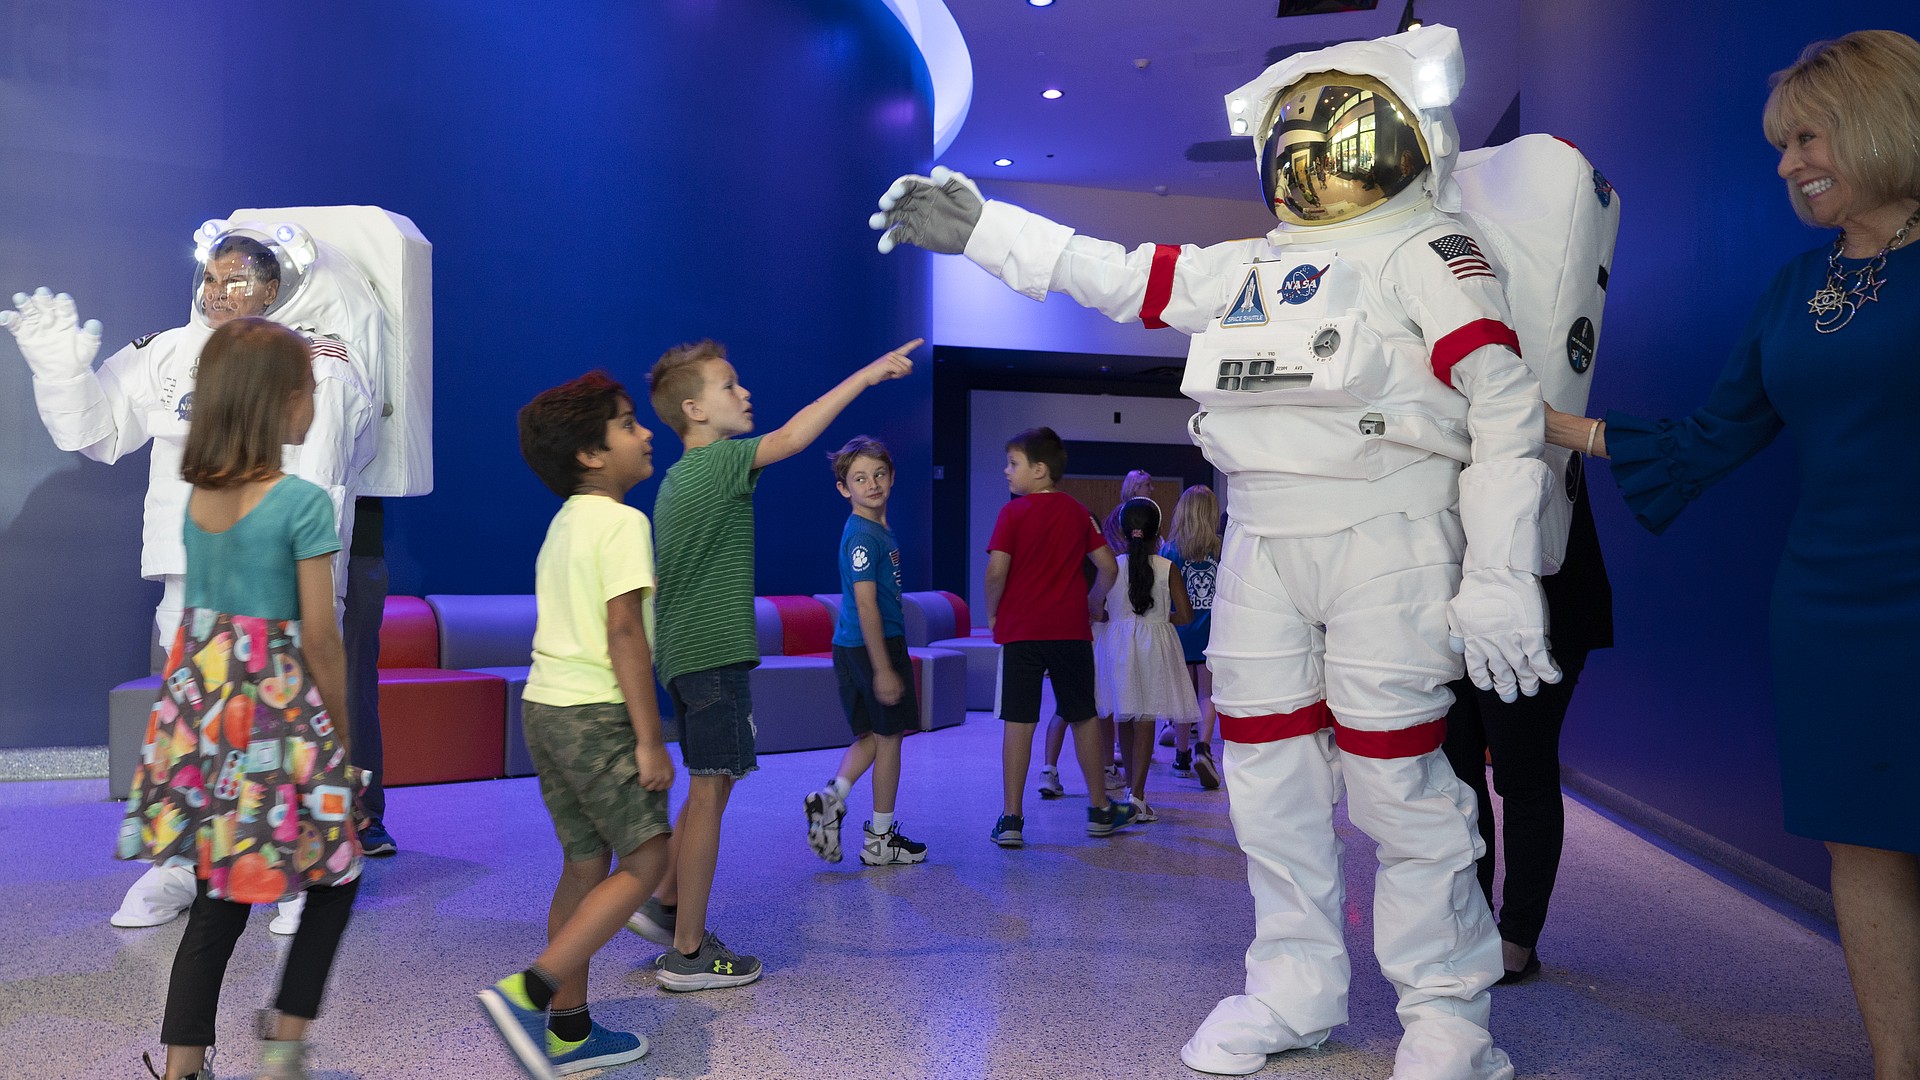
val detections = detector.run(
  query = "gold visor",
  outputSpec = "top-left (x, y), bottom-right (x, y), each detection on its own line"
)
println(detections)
top-left (1260, 73), bottom-right (1430, 226)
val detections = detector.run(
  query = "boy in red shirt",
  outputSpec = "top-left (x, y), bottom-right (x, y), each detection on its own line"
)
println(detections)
top-left (984, 426), bottom-right (1131, 846)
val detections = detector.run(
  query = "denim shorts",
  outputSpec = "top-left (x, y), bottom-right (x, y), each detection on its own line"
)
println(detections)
top-left (669, 662), bottom-right (758, 778)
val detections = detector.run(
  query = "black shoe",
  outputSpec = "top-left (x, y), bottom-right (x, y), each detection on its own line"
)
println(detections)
top-left (1192, 745), bottom-right (1221, 790)
top-left (1497, 949), bottom-right (1541, 985)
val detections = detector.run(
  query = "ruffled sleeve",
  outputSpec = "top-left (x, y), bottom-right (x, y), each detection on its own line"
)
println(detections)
top-left (1604, 282), bottom-right (1789, 535)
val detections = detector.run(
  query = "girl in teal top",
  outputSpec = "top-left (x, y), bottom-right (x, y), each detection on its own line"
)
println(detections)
top-left (117, 317), bottom-right (362, 1080)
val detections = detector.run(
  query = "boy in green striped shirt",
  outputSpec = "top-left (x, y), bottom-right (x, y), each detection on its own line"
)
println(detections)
top-left (630, 336), bottom-right (919, 990)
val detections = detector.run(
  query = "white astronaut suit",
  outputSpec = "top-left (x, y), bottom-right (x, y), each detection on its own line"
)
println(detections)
top-left (15, 223), bottom-right (380, 640)
top-left (6, 220), bottom-right (387, 933)
top-left (874, 26), bottom-right (1571, 1080)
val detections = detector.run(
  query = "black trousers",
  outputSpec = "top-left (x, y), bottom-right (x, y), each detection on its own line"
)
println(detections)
top-left (344, 554), bottom-right (388, 821)
top-left (1440, 649), bottom-right (1589, 952)
top-left (160, 878), bottom-right (359, 1047)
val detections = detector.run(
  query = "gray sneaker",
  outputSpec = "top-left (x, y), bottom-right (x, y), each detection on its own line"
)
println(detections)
top-left (656, 930), bottom-right (762, 991)
top-left (254, 1039), bottom-right (309, 1080)
top-left (625, 897), bottom-right (676, 946)
top-left (1086, 799), bottom-right (1139, 836)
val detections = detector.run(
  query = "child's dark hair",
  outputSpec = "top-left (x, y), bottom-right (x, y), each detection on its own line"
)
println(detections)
top-left (1120, 497), bottom-right (1162, 615)
top-left (648, 339), bottom-right (727, 438)
top-left (1006, 426), bottom-right (1067, 484)
top-left (179, 317), bottom-right (312, 489)
top-left (829, 435), bottom-right (893, 484)
top-left (517, 370), bottom-right (631, 498)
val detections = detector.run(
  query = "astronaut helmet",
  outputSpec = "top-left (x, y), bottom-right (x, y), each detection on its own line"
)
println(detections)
top-left (1258, 73), bottom-right (1430, 227)
top-left (1226, 24), bottom-right (1468, 226)
top-left (190, 221), bottom-right (316, 328)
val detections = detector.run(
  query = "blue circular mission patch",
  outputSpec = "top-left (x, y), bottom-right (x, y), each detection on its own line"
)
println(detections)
top-left (1278, 263), bottom-right (1327, 305)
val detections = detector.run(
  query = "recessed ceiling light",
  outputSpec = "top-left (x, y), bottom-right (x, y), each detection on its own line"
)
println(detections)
top-left (994, 158), bottom-right (1014, 167)
top-left (1028, 0), bottom-right (1054, 6)
top-left (1041, 89), bottom-right (1063, 100)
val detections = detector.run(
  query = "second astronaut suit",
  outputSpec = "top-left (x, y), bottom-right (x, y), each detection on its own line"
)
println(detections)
top-left (878, 25), bottom-right (1554, 1080)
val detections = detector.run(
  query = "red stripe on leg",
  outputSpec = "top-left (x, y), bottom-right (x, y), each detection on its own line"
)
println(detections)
top-left (1219, 701), bottom-right (1333, 744)
top-left (1139, 244), bottom-right (1181, 329)
top-left (1332, 717), bottom-right (1447, 759)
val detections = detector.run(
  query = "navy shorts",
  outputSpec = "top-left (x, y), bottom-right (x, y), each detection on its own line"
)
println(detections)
top-left (997, 639), bottom-right (1097, 726)
top-left (833, 636), bottom-right (920, 738)
top-left (668, 662), bottom-right (757, 778)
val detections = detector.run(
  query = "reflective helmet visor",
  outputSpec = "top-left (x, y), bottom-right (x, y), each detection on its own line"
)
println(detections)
top-left (1260, 73), bottom-right (1430, 226)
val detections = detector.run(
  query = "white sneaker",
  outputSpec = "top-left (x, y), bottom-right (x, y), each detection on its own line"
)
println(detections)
top-left (269, 893), bottom-right (305, 936)
top-left (110, 863), bottom-right (196, 928)
top-left (1036, 765), bottom-right (1064, 799)
top-left (1103, 765), bottom-right (1127, 796)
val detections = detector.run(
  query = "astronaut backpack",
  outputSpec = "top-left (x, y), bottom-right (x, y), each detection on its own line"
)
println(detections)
top-left (1452, 134), bottom-right (1621, 573)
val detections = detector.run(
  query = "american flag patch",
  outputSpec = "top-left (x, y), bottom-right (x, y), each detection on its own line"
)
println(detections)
top-left (307, 335), bottom-right (351, 364)
top-left (1428, 234), bottom-right (1497, 282)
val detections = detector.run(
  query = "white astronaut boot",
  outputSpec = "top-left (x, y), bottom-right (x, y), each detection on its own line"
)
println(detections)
top-left (1181, 727), bottom-right (1348, 1075)
top-left (1340, 747), bottom-right (1511, 1080)
top-left (110, 861), bottom-right (197, 927)
top-left (269, 892), bottom-right (306, 936)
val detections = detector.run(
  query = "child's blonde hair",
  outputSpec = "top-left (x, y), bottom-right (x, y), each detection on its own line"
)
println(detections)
top-left (648, 339), bottom-right (728, 438)
top-left (1166, 485), bottom-right (1221, 563)
top-left (179, 317), bottom-right (312, 489)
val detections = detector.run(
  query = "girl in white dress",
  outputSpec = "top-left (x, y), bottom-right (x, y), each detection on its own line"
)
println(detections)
top-left (1094, 498), bottom-right (1198, 820)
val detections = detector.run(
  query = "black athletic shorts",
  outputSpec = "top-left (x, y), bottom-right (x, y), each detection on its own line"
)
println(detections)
top-left (996, 639), bottom-right (1096, 726)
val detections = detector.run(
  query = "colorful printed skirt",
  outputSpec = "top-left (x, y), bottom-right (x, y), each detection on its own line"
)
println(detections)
top-left (117, 609), bottom-right (364, 903)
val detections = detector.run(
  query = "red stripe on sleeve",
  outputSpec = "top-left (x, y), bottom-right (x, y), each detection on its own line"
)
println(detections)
top-left (1218, 700), bottom-right (1334, 744)
top-left (1331, 717), bottom-right (1447, 759)
top-left (1138, 244), bottom-right (1181, 330)
top-left (1431, 318), bottom-right (1520, 385)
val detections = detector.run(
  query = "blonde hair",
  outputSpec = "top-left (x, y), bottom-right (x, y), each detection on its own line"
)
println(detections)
top-left (179, 318), bottom-right (312, 489)
top-left (1119, 469), bottom-right (1153, 500)
top-left (1763, 30), bottom-right (1920, 225)
top-left (1166, 485), bottom-right (1221, 563)
top-left (648, 339), bottom-right (728, 438)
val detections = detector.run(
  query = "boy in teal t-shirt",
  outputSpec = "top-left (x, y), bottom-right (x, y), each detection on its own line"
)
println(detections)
top-left (633, 335), bottom-right (919, 990)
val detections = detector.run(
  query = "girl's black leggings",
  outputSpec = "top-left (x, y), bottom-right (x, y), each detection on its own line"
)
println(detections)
top-left (160, 877), bottom-right (359, 1047)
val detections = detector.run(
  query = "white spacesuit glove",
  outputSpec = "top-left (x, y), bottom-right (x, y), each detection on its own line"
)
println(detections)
top-left (870, 165), bottom-right (983, 254)
top-left (1447, 568), bottom-right (1558, 702)
top-left (1448, 457), bottom-right (1562, 702)
top-left (1, 287), bottom-right (104, 381)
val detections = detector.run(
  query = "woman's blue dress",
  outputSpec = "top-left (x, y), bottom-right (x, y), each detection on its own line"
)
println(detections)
top-left (1606, 240), bottom-right (1920, 853)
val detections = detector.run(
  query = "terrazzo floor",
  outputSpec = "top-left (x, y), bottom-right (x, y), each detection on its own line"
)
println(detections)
top-left (0, 715), bottom-right (1872, 1079)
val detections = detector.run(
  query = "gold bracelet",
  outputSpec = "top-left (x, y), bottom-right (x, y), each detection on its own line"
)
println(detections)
top-left (1584, 418), bottom-right (1602, 457)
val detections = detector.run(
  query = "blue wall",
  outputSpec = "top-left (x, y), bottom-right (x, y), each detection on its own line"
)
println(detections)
top-left (1521, 4), bottom-right (1920, 888)
top-left (0, 2), bottom-right (932, 749)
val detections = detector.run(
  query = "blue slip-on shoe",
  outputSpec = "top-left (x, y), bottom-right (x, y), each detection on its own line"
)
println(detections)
top-left (548, 1022), bottom-right (648, 1075)
top-left (479, 973), bottom-right (557, 1080)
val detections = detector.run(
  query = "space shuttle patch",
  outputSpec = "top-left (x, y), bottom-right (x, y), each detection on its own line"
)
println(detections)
top-left (1222, 268), bottom-right (1268, 327)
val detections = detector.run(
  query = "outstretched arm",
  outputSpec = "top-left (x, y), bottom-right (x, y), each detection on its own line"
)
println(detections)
top-left (4, 289), bottom-right (159, 462)
top-left (751, 339), bottom-right (920, 469)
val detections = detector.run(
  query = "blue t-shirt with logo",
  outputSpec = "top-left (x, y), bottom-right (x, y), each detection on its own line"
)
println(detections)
top-left (833, 513), bottom-right (904, 648)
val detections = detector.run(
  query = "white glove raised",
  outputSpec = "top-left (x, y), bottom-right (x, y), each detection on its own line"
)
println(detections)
top-left (1447, 567), bottom-right (1561, 703)
top-left (2, 287), bottom-right (103, 382)
top-left (869, 165), bottom-right (984, 255)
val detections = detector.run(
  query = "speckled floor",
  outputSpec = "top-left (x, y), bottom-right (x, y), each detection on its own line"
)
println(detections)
top-left (0, 716), bottom-right (1871, 1079)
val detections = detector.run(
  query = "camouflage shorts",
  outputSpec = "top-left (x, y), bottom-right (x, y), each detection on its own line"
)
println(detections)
top-left (522, 698), bottom-right (672, 862)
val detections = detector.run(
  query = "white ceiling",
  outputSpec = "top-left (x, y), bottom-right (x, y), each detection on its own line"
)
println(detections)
top-left (937, 0), bottom-right (1524, 202)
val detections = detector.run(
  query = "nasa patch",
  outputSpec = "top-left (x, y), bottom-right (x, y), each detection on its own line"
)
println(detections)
top-left (1278, 263), bottom-right (1328, 305)
top-left (1592, 168), bottom-right (1613, 208)
top-left (176, 392), bottom-right (194, 422)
